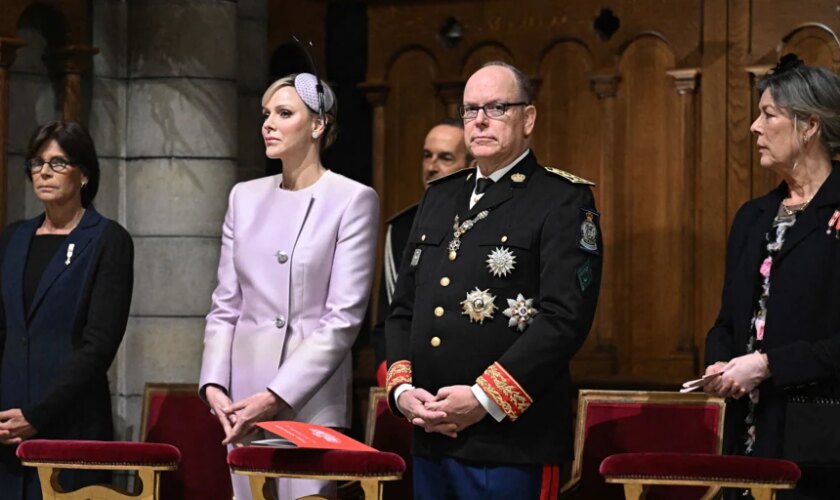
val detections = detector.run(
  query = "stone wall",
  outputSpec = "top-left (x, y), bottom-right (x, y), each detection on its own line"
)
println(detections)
top-left (3, 0), bottom-right (268, 442)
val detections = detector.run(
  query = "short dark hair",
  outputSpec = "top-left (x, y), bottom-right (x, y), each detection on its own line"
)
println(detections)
top-left (757, 56), bottom-right (840, 156)
top-left (26, 121), bottom-right (100, 207)
top-left (439, 117), bottom-right (464, 129)
top-left (480, 61), bottom-right (535, 104)
top-left (434, 117), bottom-right (474, 165)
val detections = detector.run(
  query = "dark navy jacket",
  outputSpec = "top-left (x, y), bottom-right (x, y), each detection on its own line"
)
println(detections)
top-left (0, 209), bottom-right (133, 499)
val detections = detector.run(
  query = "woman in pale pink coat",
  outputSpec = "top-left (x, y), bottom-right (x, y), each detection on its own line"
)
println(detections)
top-left (199, 74), bottom-right (379, 500)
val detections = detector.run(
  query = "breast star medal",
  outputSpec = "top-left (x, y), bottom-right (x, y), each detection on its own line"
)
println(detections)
top-left (461, 287), bottom-right (497, 324)
top-left (503, 294), bottom-right (538, 332)
top-left (486, 247), bottom-right (516, 277)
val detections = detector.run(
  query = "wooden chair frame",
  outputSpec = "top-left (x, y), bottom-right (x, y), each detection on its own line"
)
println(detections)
top-left (604, 473), bottom-right (794, 500)
top-left (560, 389), bottom-right (726, 499)
top-left (231, 467), bottom-right (403, 500)
top-left (365, 387), bottom-right (388, 446)
top-left (19, 458), bottom-right (176, 500)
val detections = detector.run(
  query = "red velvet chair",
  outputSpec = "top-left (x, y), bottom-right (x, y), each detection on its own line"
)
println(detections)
top-left (560, 390), bottom-right (726, 499)
top-left (365, 387), bottom-right (413, 499)
top-left (600, 452), bottom-right (800, 500)
top-left (140, 383), bottom-right (233, 500)
top-left (227, 447), bottom-right (406, 500)
top-left (17, 439), bottom-right (180, 500)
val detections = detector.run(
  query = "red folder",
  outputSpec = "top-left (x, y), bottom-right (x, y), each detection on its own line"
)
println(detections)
top-left (255, 421), bottom-right (376, 451)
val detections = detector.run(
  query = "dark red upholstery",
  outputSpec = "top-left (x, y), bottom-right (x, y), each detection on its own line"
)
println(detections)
top-left (142, 385), bottom-right (232, 500)
top-left (228, 447), bottom-right (406, 477)
top-left (16, 439), bottom-right (180, 466)
top-left (370, 394), bottom-right (414, 499)
top-left (600, 452), bottom-right (801, 484)
top-left (579, 399), bottom-right (723, 499)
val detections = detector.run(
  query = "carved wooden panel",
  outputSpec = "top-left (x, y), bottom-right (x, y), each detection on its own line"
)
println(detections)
top-left (532, 41), bottom-right (608, 377)
top-left (357, 0), bottom-right (840, 387)
top-left (615, 37), bottom-right (694, 382)
top-left (383, 50), bottom-right (442, 218)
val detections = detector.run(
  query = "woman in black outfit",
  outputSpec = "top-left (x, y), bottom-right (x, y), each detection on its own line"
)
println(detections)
top-left (0, 121), bottom-right (134, 499)
top-left (704, 56), bottom-right (840, 499)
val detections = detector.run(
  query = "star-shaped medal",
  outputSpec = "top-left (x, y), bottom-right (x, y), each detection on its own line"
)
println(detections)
top-left (461, 288), bottom-right (497, 324)
top-left (486, 247), bottom-right (516, 277)
top-left (502, 293), bottom-right (538, 332)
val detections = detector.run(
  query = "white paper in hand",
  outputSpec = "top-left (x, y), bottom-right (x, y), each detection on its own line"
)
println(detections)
top-left (680, 371), bottom-right (724, 393)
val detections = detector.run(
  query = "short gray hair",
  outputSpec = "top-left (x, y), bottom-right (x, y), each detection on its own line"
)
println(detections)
top-left (757, 61), bottom-right (840, 155)
top-left (480, 61), bottom-right (534, 104)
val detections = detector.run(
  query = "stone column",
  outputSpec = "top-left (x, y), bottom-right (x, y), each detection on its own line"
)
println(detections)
top-left (6, 25), bottom-right (61, 222)
top-left (0, 36), bottom-right (25, 226)
top-left (110, 0), bottom-right (239, 440)
top-left (45, 44), bottom-right (99, 122)
top-left (237, 0), bottom-right (268, 181)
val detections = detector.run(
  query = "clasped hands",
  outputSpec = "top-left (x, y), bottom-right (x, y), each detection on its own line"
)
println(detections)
top-left (703, 351), bottom-right (771, 399)
top-left (397, 385), bottom-right (487, 439)
top-left (205, 386), bottom-right (284, 446)
top-left (0, 408), bottom-right (37, 445)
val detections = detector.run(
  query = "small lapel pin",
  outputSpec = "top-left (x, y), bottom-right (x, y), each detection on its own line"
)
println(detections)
top-left (511, 173), bottom-right (526, 183)
top-left (65, 243), bottom-right (75, 265)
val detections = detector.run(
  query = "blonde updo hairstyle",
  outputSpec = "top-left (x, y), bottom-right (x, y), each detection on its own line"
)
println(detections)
top-left (262, 74), bottom-right (338, 151)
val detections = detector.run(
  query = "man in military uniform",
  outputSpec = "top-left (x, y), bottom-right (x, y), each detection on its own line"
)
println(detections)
top-left (372, 119), bottom-right (473, 377)
top-left (385, 61), bottom-right (602, 498)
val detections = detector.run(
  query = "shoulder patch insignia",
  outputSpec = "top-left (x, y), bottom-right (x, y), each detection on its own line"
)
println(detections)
top-left (577, 208), bottom-right (600, 255)
top-left (427, 167), bottom-right (475, 186)
top-left (544, 166), bottom-right (595, 186)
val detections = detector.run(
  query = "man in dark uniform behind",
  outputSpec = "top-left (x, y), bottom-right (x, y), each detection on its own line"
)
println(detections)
top-left (371, 119), bottom-right (473, 377)
top-left (385, 61), bottom-right (603, 499)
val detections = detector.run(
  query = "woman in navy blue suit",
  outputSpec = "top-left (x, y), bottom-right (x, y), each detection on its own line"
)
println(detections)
top-left (704, 56), bottom-right (840, 499)
top-left (0, 121), bottom-right (134, 499)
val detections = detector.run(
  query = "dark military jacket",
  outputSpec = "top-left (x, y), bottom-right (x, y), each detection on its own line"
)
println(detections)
top-left (372, 204), bottom-right (418, 365)
top-left (385, 151), bottom-right (602, 465)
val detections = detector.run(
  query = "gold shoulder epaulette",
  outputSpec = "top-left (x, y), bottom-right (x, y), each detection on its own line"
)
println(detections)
top-left (428, 167), bottom-right (475, 185)
top-left (544, 166), bottom-right (595, 186)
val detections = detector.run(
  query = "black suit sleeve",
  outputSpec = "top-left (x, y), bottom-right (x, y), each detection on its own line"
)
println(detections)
top-left (384, 198), bottom-right (427, 410)
top-left (371, 241), bottom-right (390, 367)
top-left (0, 222), bottom-right (24, 391)
top-left (705, 204), bottom-right (753, 366)
top-left (23, 222), bottom-right (134, 432)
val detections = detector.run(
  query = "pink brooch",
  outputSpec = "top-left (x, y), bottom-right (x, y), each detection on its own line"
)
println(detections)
top-left (827, 210), bottom-right (840, 239)
top-left (759, 257), bottom-right (772, 278)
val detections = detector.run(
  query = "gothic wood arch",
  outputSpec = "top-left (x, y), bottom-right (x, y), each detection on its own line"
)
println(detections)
top-left (460, 41), bottom-right (514, 78)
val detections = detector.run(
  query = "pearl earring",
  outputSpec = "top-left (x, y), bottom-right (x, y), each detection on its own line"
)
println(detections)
top-left (312, 133), bottom-right (320, 139)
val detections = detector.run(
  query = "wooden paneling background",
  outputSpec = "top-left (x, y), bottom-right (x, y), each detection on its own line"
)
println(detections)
top-left (361, 0), bottom-right (840, 386)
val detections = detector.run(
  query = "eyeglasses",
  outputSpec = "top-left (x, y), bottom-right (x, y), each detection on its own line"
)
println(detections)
top-left (459, 102), bottom-right (529, 120)
top-left (25, 157), bottom-right (71, 174)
